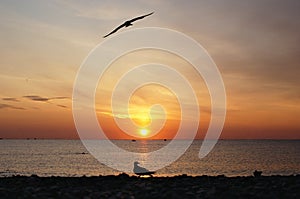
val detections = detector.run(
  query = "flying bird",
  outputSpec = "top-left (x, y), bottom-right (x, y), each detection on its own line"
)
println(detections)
top-left (103, 12), bottom-right (154, 38)
top-left (133, 161), bottom-right (155, 177)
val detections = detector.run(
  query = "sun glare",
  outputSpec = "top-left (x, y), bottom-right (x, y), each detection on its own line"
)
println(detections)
top-left (139, 128), bottom-right (149, 137)
top-left (133, 114), bottom-right (151, 127)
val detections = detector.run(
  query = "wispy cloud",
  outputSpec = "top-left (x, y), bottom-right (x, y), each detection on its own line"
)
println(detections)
top-left (0, 103), bottom-right (25, 110)
top-left (23, 95), bottom-right (68, 102)
top-left (23, 95), bottom-right (49, 102)
top-left (21, 95), bottom-right (69, 109)
top-left (2, 97), bottom-right (19, 102)
top-left (56, 104), bottom-right (68, 109)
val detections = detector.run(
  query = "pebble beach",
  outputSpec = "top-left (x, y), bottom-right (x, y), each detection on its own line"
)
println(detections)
top-left (0, 174), bottom-right (299, 198)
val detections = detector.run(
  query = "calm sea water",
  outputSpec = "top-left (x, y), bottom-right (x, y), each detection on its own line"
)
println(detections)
top-left (0, 140), bottom-right (299, 177)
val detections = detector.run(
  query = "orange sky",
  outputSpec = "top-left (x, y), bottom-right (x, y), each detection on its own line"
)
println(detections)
top-left (0, 0), bottom-right (299, 139)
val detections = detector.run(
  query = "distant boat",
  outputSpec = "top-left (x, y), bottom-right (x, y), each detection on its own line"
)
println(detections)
top-left (131, 139), bottom-right (136, 142)
top-left (163, 139), bottom-right (167, 141)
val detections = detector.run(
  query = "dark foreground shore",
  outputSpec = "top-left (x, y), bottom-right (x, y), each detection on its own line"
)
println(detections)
top-left (0, 174), bottom-right (299, 199)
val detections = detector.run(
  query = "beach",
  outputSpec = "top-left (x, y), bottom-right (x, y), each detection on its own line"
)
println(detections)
top-left (1, 174), bottom-right (299, 198)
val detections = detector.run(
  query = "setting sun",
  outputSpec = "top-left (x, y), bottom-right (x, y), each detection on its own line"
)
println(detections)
top-left (139, 128), bottom-right (149, 137)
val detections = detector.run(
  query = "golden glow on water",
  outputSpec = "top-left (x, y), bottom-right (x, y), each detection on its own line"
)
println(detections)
top-left (0, 140), bottom-right (299, 176)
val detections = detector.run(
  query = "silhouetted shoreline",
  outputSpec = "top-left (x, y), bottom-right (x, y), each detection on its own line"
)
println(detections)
top-left (0, 174), bottom-right (299, 198)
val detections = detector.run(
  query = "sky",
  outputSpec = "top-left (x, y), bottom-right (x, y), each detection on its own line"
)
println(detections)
top-left (0, 0), bottom-right (299, 139)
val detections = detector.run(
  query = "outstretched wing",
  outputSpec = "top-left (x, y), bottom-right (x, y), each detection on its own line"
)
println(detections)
top-left (103, 12), bottom-right (154, 38)
top-left (103, 23), bottom-right (126, 38)
top-left (129, 12), bottom-right (154, 23)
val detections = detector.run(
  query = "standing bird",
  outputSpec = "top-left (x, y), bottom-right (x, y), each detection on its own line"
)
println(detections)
top-left (103, 12), bottom-right (154, 38)
top-left (133, 161), bottom-right (155, 177)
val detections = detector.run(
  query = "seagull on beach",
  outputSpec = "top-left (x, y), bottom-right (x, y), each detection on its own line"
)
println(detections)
top-left (133, 161), bottom-right (155, 177)
top-left (103, 12), bottom-right (154, 38)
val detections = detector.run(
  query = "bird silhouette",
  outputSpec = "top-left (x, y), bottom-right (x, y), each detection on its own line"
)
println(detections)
top-left (103, 12), bottom-right (154, 38)
top-left (133, 161), bottom-right (155, 177)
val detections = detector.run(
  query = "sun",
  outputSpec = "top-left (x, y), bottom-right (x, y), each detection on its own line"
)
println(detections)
top-left (139, 128), bottom-right (149, 137)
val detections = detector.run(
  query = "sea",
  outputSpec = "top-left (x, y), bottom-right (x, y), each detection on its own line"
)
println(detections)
top-left (0, 139), bottom-right (299, 177)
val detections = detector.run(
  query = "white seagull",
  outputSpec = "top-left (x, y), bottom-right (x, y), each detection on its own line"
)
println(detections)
top-left (133, 161), bottom-right (155, 177)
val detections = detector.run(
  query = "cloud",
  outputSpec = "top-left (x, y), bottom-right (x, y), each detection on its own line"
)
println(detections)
top-left (2, 97), bottom-right (19, 102)
top-left (56, 104), bottom-right (68, 109)
top-left (52, 97), bottom-right (69, 100)
top-left (0, 103), bottom-right (25, 110)
top-left (23, 95), bottom-right (49, 102)
top-left (23, 95), bottom-right (68, 102)
top-left (22, 95), bottom-right (69, 109)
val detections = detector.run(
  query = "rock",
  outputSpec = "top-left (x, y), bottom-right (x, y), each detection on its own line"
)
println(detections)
top-left (253, 170), bottom-right (262, 177)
